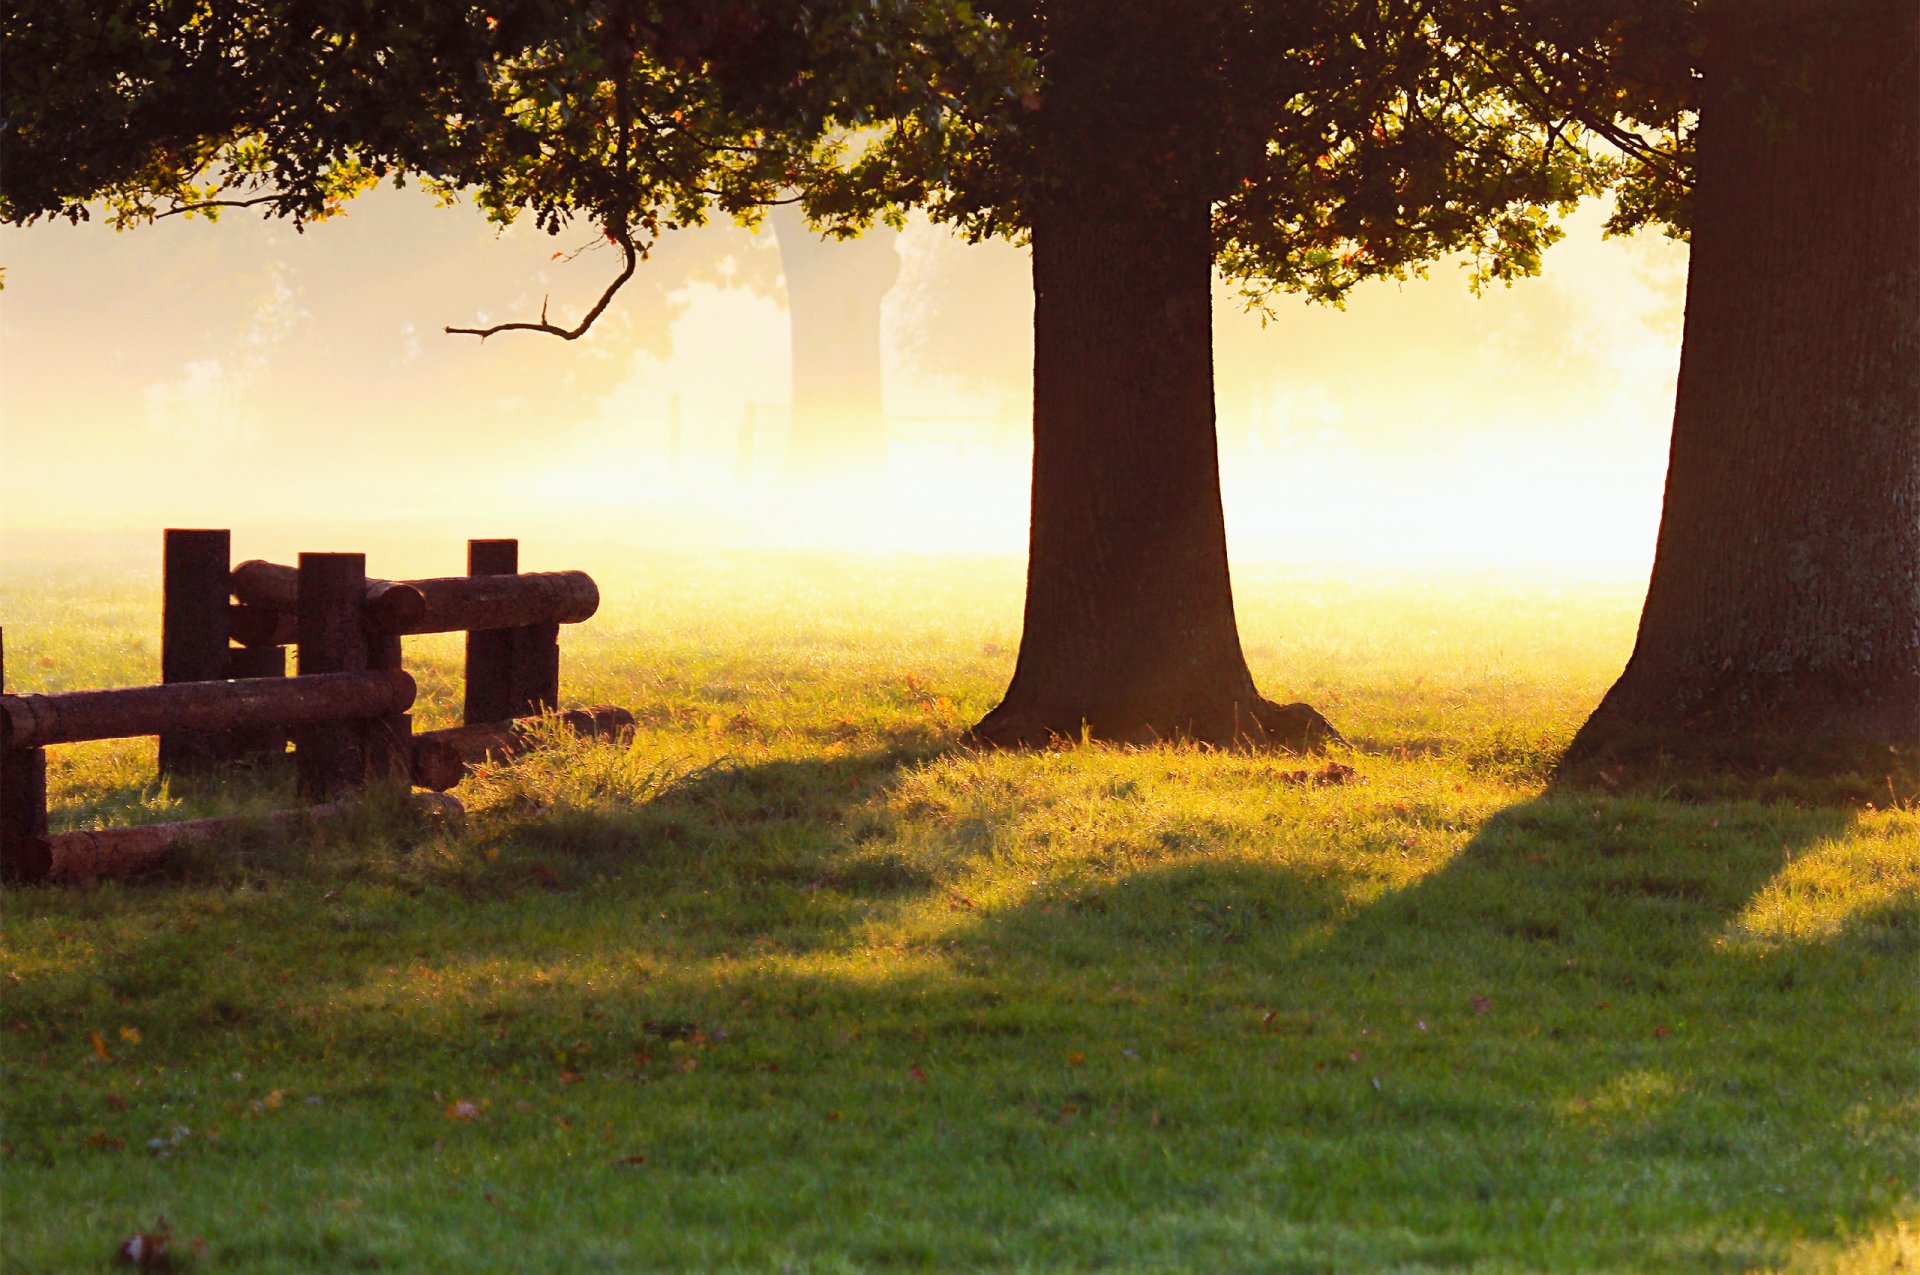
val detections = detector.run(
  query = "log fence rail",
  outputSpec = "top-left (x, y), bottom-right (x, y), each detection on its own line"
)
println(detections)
top-left (1, 530), bottom-right (627, 884)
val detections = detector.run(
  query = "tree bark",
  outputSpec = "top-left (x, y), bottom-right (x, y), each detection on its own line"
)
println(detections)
top-left (770, 203), bottom-right (901, 483)
top-left (971, 0), bottom-right (1337, 750)
top-left (1565, 0), bottom-right (1920, 773)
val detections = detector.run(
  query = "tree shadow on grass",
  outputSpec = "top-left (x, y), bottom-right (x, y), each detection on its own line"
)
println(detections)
top-left (958, 792), bottom-right (1914, 1268)
top-left (9, 759), bottom-right (1916, 1271)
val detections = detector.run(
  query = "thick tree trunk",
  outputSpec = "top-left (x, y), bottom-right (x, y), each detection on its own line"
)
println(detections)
top-left (1565, 0), bottom-right (1920, 772)
top-left (970, 0), bottom-right (1336, 750)
top-left (770, 204), bottom-right (901, 483)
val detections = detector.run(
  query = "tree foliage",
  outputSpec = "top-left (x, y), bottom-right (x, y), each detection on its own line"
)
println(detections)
top-left (4, 1), bottom-right (1700, 328)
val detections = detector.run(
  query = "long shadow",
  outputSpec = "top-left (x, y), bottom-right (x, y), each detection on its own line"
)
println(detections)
top-left (963, 791), bottom-right (1911, 1267)
top-left (8, 758), bottom-right (1914, 1270)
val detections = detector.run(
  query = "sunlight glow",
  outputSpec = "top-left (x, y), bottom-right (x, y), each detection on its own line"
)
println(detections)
top-left (3, 193), bottom-right (1682, 580)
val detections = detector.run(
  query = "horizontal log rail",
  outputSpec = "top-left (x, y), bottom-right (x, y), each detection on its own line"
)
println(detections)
top-left (228, 603), bottom-right (299, 648)
top-left (47, 792), bottom-right (464, 884)
top-left (231, 560), bottom-right (427, 632)
top-left (1, 669), bottom-right (415, 749)
top-left (230, 560), bottom-right (597, 636)
top-left (379, 571), bottom-right (599, 636)
top-left (410, 706), bottom-right (636, 791)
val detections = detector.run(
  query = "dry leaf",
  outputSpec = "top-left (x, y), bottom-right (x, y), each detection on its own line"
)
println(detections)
top-left (115, 1218), bottom-right (172, 1271)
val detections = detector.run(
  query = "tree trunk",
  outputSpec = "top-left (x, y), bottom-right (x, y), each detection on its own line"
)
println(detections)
top-left (1565, 0), bottom-right (1920, 772)
top-left (770, 204), bottom-right (901, 483)
top-left (970, 0), bottom-right (1336, 750)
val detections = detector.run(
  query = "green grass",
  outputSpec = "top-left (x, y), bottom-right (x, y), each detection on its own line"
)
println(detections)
top-left (3, 548), bottom-right (1916, 1272)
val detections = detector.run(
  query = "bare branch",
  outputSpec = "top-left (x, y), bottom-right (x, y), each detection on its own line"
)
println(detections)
top-left (444, 225), bottom-right (640, 341)
top-left (155, 194), bottom-right (290, 219)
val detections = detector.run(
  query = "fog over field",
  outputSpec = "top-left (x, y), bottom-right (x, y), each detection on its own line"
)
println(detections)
top-left (2, 191), bottom-right (1684, 574)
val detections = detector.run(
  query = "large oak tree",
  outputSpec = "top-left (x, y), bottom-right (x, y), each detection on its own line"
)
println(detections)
top-left (1457, 0), bottom-right (1919, 775)
top-left (810, 0), bottom-right (1602, 746)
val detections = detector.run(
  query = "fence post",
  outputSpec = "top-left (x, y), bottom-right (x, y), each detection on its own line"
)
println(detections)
top-left (225, 644), bottom-right (289, 760)
top-left (365, 629), bottom-right (413, 785)
top-left (294, 553), bottom-right (369, 800)
top-left (0, 629), bottom-right (52, 883)
top-left (159, 528), bottom-right (232, 778)
top-left (463, 539), bottom-right (516, 725)
top-left (464, 539), bottom-right (561, 724)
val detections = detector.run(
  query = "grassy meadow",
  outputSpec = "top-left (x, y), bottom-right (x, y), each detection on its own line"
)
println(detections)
top-left (2, 544), bottom-right (1916, 1272)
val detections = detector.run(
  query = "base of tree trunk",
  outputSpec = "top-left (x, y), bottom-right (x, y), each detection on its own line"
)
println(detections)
top-left (1557, 684), bottom-right (1920, 801)
top-left (967, 694), bottom-right (1342, 752)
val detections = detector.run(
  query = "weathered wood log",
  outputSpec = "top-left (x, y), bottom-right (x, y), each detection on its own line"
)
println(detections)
top-left (48, 792), bottom-right (465, 885)
top-left (226, 645), bottom-right (288, 681)
top-left (231, 560), bottom-right (427, 633)
top-left (462, 540), bottom-right (565, 722)
top-left (224, 645), bottom-right (290, 759)
top-left (366, 631), bottom-right (412, 784)
top-left (295, 553), bottom-right (372, 800)
top-left (373, 570), bottom-right (599, 636)
top-left (0, 669), bottom-right (415, 749)
top-left (464, 539), bottom-right (519, 725)
top-left (410, 706), bottom-right (637, 791)
top-left (233, 559), bottom-right (594, 637)
top-left (1, 629), bottom-right (53, 884)
top-left (160, 529), bottom-right (232, 777)
top-left (228, 604), bottom-right (298, 648)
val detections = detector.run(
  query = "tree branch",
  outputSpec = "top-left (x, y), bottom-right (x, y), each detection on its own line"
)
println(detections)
top-left (155, 193), bottom-right (291, 219)
top-left (444, 225), bottom-right (640, 341)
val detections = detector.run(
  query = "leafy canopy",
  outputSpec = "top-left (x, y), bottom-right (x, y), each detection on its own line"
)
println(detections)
top-left (3, 1), bottom-right (1697, 326)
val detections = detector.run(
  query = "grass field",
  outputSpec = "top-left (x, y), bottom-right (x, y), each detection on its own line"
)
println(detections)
top-left (3, 545), bottom-right (1916, 1272)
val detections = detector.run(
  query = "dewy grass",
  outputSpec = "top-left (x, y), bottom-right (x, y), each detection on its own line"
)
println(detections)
top-left (2, 551), bottom-right (1916, 1272)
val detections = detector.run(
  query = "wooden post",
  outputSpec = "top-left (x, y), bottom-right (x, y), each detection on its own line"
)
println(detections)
top-left (0, 629), bottom-right (53, 884)
top-left (462, 540), bottom-right (563, 724)
top-left (365, 630), bottom-right (412, 786)
top-left (226, 644), bottom-right (289, 760)
top-left (295, 553), bottom-right (369, 800)
top-left (159, 528), bottom-right (232, 778)
top-left (464, 539), bottom-right (517, 725)
top-left (3, 670), bottom-right (414, 748)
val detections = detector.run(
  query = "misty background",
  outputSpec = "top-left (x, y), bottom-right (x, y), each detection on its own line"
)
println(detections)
top-left (0, 189), bottom-right (1686, 574)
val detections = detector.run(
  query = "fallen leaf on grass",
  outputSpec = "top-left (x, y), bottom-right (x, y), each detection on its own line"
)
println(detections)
top-left (1278, 762), bottom-right (1358, 787)
top-left (115, 1218), bottom-right (171, 1271)
top-left (91, 1032), bottom-right (114, 1063)
top-left (1653, 1025), bottom-right (1672, 1039)
top-left (1065, 1052), bottom-right (1086, 1067)
top-left (445, 1100), bottom-right (481, 1121)
top-left (614, 1154), bottom-right (647, 1168)
top-left (643, 1019), bottom-right (701, 1040)
top-left (119, 1026), bottom-right (142, 1044)
top-left (910, 1066), bottom-right (928, 1083)
top-left (1471, 996), bottom-right (1493, 1015)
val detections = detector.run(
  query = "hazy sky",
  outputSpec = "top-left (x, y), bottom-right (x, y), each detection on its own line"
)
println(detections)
top-left (0, 188), bottom-right (1686, 573)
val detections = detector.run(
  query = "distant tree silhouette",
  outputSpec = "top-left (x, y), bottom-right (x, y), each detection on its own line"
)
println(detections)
top-left (769, 205), bottom-right (902, 482)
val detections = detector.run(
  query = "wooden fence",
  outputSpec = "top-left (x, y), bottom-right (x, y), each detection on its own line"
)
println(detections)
top-left (1, 530), bottom-right (632, 884)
